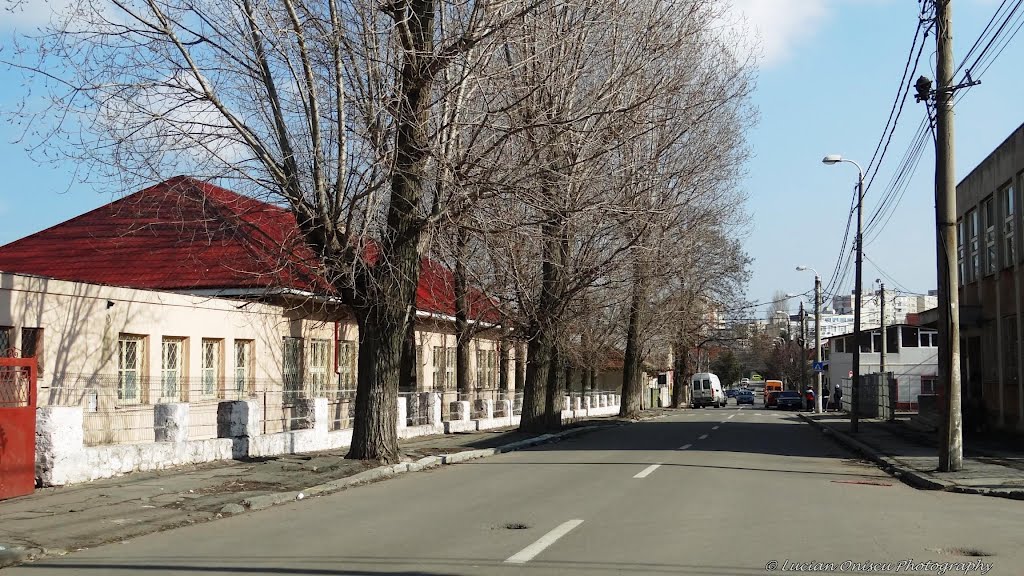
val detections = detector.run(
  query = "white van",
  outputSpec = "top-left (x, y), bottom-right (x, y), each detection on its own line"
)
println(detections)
top-left (691, 372), bottom-right (726, 408)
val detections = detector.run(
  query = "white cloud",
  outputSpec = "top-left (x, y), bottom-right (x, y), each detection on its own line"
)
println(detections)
top-left (729, 0), bottom-right (829, 67)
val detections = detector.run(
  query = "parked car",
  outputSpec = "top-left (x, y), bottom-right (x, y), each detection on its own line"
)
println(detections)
top-left (776, 390), bottom-right (804, 410)
top-left (736, 390), bottom-right (755, 405)
top-left (765, 390), bottom-right (780, 408)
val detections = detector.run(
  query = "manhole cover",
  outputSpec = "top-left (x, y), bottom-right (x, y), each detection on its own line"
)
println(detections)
top-left (928, 547), bottom-right (993, 557)
top-left (504, 523), bottom-right (530, 530)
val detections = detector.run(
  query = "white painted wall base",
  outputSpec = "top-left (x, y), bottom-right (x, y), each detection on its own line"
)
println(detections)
top-left (36, 393), bottom-right (624, 487)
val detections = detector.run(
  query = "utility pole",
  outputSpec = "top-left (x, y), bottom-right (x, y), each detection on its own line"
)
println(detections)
top-left (800, 301), bottom-right (808, 395)
top-left (916, 0), bottom-right (963, 471)
top-left (879, 281), bottom-right (893, 420)
top-left (814, 275), bottom-right (823, 413)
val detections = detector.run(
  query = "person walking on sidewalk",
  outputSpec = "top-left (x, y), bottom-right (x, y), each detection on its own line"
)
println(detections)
top-left (804, 386), bottom-right (815, 411)
top-left (833, 384), bottom-right (842, 412)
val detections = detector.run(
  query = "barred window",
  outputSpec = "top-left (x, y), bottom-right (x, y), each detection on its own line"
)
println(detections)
top-left (234, 340), bottom-right (253, 395)
top-left (201, 339), bottom-right (222, 397)
top-left (336, 340), bottom-right (357, 390)
top-left (161, 337), bottom-right (185, 401)
top-left (0, 326), bottom-right (12, 357)
top-left (283, 337), bottom-right (304, 402)
top-left (308, 339), bottom-right (331, 396)
top-left (118, 334), bottom-right (144, 404)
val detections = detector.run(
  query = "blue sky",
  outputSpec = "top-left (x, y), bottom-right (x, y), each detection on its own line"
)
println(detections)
top-left (733, 0), bottom-right (1024, 317)
top-left (1, 0), bottom-right (1022, 320)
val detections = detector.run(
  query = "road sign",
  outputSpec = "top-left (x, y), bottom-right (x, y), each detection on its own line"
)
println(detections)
top-left (812, 361), bottom-right (825, 373)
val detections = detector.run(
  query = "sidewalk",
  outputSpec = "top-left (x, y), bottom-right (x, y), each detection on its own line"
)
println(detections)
top-left (800, 412), bottom-right (1024, 499)
top-left (0, 408), bottom-right (678, 569)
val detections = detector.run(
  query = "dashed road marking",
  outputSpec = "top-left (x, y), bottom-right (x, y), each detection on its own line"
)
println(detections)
top-left (505, 519), bottom-right (585, 564)
top-left (712, 426), bottom-right (720, 430)
top-left (698, 434), bottom-right (709, 440)
top-left (678, 443), bottom-right (692, 450)
top-left (633, 464), bottom-right (662, 479)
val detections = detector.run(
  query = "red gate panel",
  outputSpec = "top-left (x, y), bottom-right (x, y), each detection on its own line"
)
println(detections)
top-left (0, 359), bottom-right (37, 500)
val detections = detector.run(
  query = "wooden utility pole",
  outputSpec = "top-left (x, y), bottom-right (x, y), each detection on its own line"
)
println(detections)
top-left (935, 0), bottom-right (963, 471)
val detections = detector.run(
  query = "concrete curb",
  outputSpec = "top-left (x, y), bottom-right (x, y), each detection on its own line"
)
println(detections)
top-left (239, 424), bottom-right (611, 513)
top-left (799, 413), bottom-right (970, 492)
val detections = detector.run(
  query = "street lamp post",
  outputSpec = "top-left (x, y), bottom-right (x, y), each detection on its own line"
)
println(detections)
top-left (797, 266), bottom-right (823, 413)
top-left (823, 154), bottom-right (864, 433)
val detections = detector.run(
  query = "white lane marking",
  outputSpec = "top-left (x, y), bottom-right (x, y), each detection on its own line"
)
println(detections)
top-left (712, 426), bottom-right (720, 430)
top-left (699, 434), bottom-right (709, 440)
top-left (728, 414), bottom-right (737, 420)
top-left (633, 464), bottom-right (662, 479)
top-left (678, 443), bottom-right (692, 450)
top-left (505, 519), bottom-right (585, 564)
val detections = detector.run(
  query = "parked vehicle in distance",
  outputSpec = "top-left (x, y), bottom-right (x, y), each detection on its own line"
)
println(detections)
top-left (763, 379), bottom-right (783, 398)
top-left (691, 372), bottom-right (726, 408)
top-left (736, 390), bottom-right (755, 405)
top-left (776, 390), bottom-right (803, 410)
top-left (765, 390), bottom-right (780, 409)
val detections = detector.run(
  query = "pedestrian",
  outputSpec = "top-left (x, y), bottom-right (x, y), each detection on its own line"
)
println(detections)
top-left (804, 386), bottom-right (815, 411)
top-left (833, 384), bottom-right (843, 412)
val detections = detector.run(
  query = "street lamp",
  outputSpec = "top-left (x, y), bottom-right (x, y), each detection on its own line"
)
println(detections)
top-left (797, 265), bottom-right (823, 414)
top-left (822, 154), bottom-right (865, 433)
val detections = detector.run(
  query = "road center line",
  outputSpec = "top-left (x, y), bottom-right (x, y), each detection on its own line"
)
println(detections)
top-left (633, 464), bottom-right (662, 478)
top-left (678, 443), bottom-right (692, 450)
top-left (505, 519), bottom-right (585, 564)
top-left (712, 426), bottom-right (720, 430)
top-left (698, 434), bottom-right (709, 440)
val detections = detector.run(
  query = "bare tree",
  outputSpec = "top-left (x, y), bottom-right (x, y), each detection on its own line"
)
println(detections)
top-left (7, 0), bottom-right (550, 463)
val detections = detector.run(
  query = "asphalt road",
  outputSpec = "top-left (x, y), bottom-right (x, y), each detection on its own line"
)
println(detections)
top-left (7, 405), bottom-right (1022, 575)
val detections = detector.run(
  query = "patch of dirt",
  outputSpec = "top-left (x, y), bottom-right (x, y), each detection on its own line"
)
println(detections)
top-left (927, 547), bottom-right (993, 557)
top-left (191, 480), bottom-right (281, 495)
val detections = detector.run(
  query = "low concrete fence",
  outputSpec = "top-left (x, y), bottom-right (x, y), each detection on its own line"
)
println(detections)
top-left (35, 392), bottom-right (624, 487)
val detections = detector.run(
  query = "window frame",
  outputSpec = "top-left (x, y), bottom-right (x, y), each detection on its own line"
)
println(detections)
top-left (1003, 185), bottom-right (1016, 269)
top-left (160, 337), bottom-right (186, 401)
top-left (983, 195), bottom-right (997, 276)
top-left (20, 327), bottom-right (44, 375)
top-left (0, 326), bottom-right (12, 357)
top-left (336, 339), bottom-right (357, 391)
top-left (118, 334), bottom-right (145, 405)
top-left (282, 337), bottom-right (305, 403)
top-left (308, 338), bottom-right (332, 396)
top-left (233, 339), bottom-right (254, 396)
top-left (201, 338), bottom-right (223, 398)
top-left (968, 208), bottom-right (980, 283)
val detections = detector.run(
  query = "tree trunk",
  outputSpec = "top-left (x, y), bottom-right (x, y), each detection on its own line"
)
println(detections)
top-left (498, 337), bottom-right (510, 394)
top-left (399, 318), bottom-right (417, 392)
top-left (620, 272), bottom-right (646, 418)
top-left (521, 323), bottom-right (552, 432)
top-left (346, 0), bottom-right (433, 464)
top-left (672, 339), bottom-right (691, 408)
top-left (589, 368), bottom-right (597, 392)
top-left (545, 341), bottom-right (566, 429)
top-left (515, 341), bottom-right (526, 394)
top-left (454, 227), bottom-right (472, 399)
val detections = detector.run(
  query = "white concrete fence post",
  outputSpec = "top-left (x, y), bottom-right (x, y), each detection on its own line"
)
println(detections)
top-left (397, 396), bottom-right (408, 430)
top-left (474, 398), bottom-right (494, 421)
top-left (495, 399), bottom-right (511, 418)
top-left (451, 401), bottom-right (471, 421)
top-left (217, 400), bottom-right (260, 438)
top-left (35, 406), bottom-right (85, 486)
top-left (154, 403), bottom-right (189, 443)
top-left (423, 392), bottom-right (442, 427)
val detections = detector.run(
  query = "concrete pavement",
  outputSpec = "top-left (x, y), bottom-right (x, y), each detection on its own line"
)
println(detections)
top-left (4, 405), bottom-right (1022, 575)
top-left (800, 412), bottom-right (1024, 498)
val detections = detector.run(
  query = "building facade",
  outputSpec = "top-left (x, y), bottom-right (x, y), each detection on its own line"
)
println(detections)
top-left (955, 122), bottom-right (1024, 432)
top-left (827, 324), bottom-right (939, 410)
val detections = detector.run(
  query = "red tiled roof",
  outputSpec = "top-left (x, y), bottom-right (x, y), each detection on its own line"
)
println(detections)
top-left (0, 176), bottom-right (501, 322)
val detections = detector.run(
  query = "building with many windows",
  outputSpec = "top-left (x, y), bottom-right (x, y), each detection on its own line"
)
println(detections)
top-left (953, 121), bottom-right (1024, 432)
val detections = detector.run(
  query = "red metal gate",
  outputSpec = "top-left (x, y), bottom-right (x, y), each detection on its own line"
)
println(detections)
top-left (0, 358), bottom-right (37, 500)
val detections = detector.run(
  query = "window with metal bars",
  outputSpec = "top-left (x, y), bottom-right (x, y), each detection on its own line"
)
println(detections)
top-left (201, 339), bottom-right (222, 397)
top-left (161, 337), bottom-right (185, 400)
top-left (336, 340), bottom-right (357, 390)
top-left (118, 334), bottom-right (144, 404)
top-left (0, 326), bottom-right (12, 357)
top-left (234, 339), bottom-right (253, 395)
top-left (283, 337), bottom-right (304, 402)
top-left (308, 339), bottom-right (331, 396)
